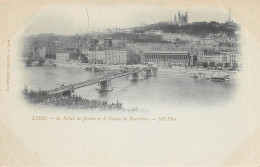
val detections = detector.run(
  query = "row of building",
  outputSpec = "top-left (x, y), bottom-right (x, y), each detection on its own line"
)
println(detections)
top-left (81, 49), bottom-right (137, 64)
top-left (30, 47), bottom-right (48, 59)
top-left (55, 49), bottom-right (194, 66)
top-left (56, 49), bottom-right (137, 65)
top-left (31, 42), bottom-right (241, 68)
top-left (140, 49), bottom-right (241, 67)
top-left (162, 33), bottom-right (238, 46)
top-left (197, 50), bottom-right (241, 67)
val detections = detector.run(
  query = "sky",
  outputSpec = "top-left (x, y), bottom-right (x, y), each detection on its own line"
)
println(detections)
top-left (24, 4), bottom-right (231, 36)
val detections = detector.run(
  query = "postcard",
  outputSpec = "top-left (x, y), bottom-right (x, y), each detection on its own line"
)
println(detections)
top-left (0, 0), bottom-right (260, 166)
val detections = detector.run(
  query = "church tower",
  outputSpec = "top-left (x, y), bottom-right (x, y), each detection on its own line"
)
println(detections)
top-left (228, 8), bottom-right (232, 23)
top-left (185, 11), bottom-right (188, 24)
top-left (174, 14), bottom-right (177, 24)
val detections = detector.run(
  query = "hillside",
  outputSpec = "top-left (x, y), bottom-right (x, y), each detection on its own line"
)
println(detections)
top-left (142, 21), bottom-right (239, 37)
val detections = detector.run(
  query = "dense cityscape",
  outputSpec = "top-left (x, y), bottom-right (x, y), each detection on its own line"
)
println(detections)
top-left (23, 10), bottom-right (240, 70)
top-left (22, 10), bottom-right (241, 110)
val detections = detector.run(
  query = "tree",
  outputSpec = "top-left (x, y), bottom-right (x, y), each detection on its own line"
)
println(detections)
top-left (224, 63), bottom-right (230, 69)
top-left (216, 62), bottom-right (223, 68)
top-left (202, 62), bottom-right (208, 68)
top-left (195, 61), bottom-right (202, 67)
top-left (175, 38), bottom-right (181, 43)
top-left (232, 62), bottom-right (239, 70)
top-left (209, 62), bottom-right (215, 68)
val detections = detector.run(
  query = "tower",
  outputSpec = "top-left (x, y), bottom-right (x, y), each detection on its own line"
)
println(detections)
top-left (175, 11), bottom-right (189, 25)
top-left (174, 14), bottom-right (177, 24)
top-left (185, 11), bottom-right (188, 24)
top-left (228, 8), bottom-right (232, 23)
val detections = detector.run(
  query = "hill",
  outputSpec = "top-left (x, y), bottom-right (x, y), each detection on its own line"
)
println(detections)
top-left (142, 21), bottom-right (239, 37)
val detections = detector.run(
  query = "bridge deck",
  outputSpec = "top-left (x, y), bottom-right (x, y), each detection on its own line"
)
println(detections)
top-left (47, 67), bottom-right (154, 95)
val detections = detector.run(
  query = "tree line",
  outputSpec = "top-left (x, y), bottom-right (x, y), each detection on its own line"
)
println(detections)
top-left (144, 22), bottom-right (239, 37)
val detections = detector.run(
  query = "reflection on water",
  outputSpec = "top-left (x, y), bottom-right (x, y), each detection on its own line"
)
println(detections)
top-left (23, 66), bottom-right (237, 110)
top-left (98, 91), bottom-right (110, 98)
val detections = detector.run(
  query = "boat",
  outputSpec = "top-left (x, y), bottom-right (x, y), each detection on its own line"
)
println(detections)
top-left (211, 71), bottom-right (229, 82)
top-left (211, 76), bottom-right (226, 81)
top-left (94, 67), bottom-right (104, 73)
top-left (189, 73), bottom-right (199, 79)
top-left (85, 67), bottom-right (93, 71)
top-left (42, 60), bottom-right (57, 67)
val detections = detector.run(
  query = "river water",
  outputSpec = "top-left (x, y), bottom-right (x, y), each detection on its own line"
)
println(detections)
top-left (23, 66), bottom-right (237, 110)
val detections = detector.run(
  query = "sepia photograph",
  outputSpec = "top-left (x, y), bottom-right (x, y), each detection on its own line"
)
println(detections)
top-left (21, 4), bottom-right (241, 111)
top-left (1, 0), bottom-right (260, 166)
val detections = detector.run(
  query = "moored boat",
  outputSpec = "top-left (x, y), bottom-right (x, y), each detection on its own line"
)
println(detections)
top-left (85, 67), bottom-right (93, 71)
top-left (211, 76), bottom-right (226, 81)
top-left (211, 71), bottom-right (229, 82)
top-left (189, 73), bottom-right (199, 79)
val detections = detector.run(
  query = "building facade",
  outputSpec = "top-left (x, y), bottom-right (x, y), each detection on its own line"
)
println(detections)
top-left (203, 54), bottom-right (222, 63)
top-left (128, 43), bottom-right (175, 54)
top-left (81, 50), bottom-right (105, 63)
top-left (197, 50), bottom-right (241, 67)
top-left (82, 50), bottom-right (136, 64)
top-left (141, 51), bottom-right (190, 65)
top-left (38, 47), bottom-right (47, 59)
top-left (56, 52), bottom-right (82, 63)
top-left (103, 50), bottom-right (135, 64)
top-left (221, 51), bottom-right (241, 66)
top-left (197, 51), bottom-right (204, 62)
top-left (56, 53), bottom-right (70, 62)
top-left (104, 38), bottom-right (112, 48)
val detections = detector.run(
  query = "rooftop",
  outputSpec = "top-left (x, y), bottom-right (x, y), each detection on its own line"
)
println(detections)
top-left (143, 50), bottom-right (188, 54)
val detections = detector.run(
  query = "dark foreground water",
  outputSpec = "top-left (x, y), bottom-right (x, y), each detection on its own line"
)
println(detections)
top-left (23, 66), bottom-right (237, 110)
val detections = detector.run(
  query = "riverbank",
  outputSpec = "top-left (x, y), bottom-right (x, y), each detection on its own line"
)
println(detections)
top-left (54, 61), bottom-right (147, 70)
top-left (22, 88), bottom-right (143, 111)
top-left (158, 66), bottom-right (239, 80)
top-left (53, 61), bottom-right (239, 79)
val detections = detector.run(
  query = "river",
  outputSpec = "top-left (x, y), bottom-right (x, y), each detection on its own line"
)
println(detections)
top-left (23, 66), bottom-right (237, 110)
